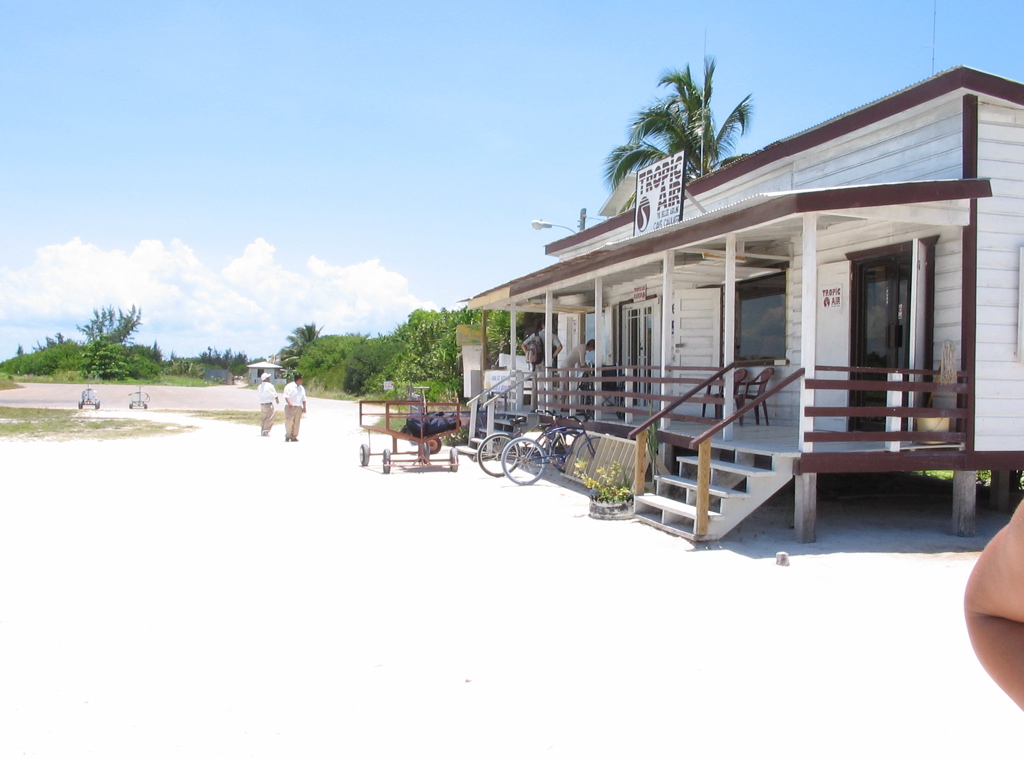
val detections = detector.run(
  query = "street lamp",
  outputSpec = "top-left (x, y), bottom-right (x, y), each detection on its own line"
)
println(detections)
top-left (531, 207), bottom-right (606, 234)
top-left (531, 220), bottom-right (576, 233)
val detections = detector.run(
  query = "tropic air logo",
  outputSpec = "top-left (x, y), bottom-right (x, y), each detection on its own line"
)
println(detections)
top-left (636, 196), bottom-right (652, 232)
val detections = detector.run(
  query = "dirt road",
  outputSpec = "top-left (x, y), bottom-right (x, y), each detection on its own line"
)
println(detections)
top-left (0, 381), bottom-right (260, 411)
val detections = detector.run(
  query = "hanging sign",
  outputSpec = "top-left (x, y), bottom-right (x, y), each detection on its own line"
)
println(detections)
top-left (633, 284), bottom-right (648, 302)
top-left (455, 324), bottom-right (483, 346)
top-left (634, 151), bottom-right (687, 235)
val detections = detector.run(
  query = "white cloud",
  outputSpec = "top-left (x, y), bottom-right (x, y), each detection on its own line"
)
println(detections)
top-left (0, 237), bottom-right (436, 359)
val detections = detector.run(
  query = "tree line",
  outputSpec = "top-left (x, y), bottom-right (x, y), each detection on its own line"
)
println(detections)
top-left (0, 303), bottom-right (514, 400)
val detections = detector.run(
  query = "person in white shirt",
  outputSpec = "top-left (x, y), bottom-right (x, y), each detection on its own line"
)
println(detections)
top-left (283, 373), bottom-right (307, 442)
top-left (256, 372), bottom-right (279, 437)
top-left (563, 339), bottom-right (594, 371)
top-left (563, 339), bottom-right (594, 412)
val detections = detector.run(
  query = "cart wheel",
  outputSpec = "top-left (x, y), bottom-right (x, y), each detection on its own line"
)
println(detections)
top-left (449, 447), bottom-right (459, 472)
top-left (382, 449), bottom-right (392, 474)
top-left (359, 443), bottom-right (370, 467)
top-left (427, 438), bottom-right (442, 455)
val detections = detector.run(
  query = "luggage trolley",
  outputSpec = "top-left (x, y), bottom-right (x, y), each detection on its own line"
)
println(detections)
top-left (79, 385), bottom-right (100, 410)
top-left (129, 386), bottom-right (150, 409)
top-left (357, 394), bottom-right (462, 474)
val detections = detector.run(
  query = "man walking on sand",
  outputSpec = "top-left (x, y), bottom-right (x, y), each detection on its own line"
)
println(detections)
top-left (257, 373), bottom-right (279, 436)
top-left (283, 373), bottom-right (307, 442)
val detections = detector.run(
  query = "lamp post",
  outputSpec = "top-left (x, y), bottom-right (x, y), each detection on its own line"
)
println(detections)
top-left (531, 220), bottom-right (576, 233)
top-left (531, 208), bottom-right (605, 234)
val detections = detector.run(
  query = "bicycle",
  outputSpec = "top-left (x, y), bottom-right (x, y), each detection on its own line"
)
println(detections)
top-left (500, 421), bottom-right (596, 486)
top-left (476, 414), bottom-right (528, 477)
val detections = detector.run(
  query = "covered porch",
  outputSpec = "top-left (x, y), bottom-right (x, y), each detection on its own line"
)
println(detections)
top-left (468, 178), bottom-right (991, 541)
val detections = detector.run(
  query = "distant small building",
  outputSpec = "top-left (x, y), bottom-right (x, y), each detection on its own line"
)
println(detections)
top-left (246, 361), bottom-right (284, 385)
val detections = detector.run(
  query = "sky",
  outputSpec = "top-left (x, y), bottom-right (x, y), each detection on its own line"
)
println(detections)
top-left (2, 0), bottom-right (1023, 361)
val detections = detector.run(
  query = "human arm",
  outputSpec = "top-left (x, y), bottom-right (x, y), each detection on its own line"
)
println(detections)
top-left (964, 505), bottom-right (1024, 709)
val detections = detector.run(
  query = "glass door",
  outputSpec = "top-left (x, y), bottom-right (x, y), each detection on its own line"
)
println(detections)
top-left (851, 252), bottom-right (912, 430)
top-left (622, 300), bottom-right (658, 413)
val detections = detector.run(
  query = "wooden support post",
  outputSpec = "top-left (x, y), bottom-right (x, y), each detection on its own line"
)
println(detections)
top-left (696, 439), bottom-right (711, 537)
top-left (992, 470), bottom-right (1012, 513)
top-left (795, 472), bottom-right (817, 543)
top-left (634, 428), bottom-right (648, 498)
top-left (953, 470), bottom-right (977, 537)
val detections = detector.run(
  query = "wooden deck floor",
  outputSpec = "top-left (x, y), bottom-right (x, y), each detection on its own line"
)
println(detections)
top-left (588, 416), bottom-right (962, 458)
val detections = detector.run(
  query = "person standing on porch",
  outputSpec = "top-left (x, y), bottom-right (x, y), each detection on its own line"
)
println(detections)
top-left (283, 373), bottom-right (307, 442)
top-left (257, 372), bottom-right (279, 437)
top-left (564, 339), bottom-right (595, 412)
top-left (521, 319), bottom-right (562, 370)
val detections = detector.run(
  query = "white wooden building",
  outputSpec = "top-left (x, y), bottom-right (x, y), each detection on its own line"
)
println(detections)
top-left (469, 66), bottom-right (1024, 542)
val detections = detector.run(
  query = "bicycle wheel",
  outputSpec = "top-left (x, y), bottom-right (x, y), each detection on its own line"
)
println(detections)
top-left (501, 437), bottom-right (547, 485)
top-left (477, 432), bottom-right (511, 477)
top-left (552, 426), bottom-right (587, 471)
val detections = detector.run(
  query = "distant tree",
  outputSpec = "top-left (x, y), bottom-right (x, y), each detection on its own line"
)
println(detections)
top-left (77, 305), bottom-right (143, 346)
top-left (389, 308), bottom-right (468, 398)
top-left (82, 340), bottom-right (130, 380)
top-left (342, 335), bottom-right (403, 395)
top-left (295, 333), bottom-right (367, 391)
top-left (0, 341), bottom-right (83, 376)
top-left (33, 332), bottom-right (73, 352)
top-left (198, 347), bottom-right (249, 373)
top-left (280, 323), bottom-right (323, 367)
top-left (604, 56), bottom-right (753, 208)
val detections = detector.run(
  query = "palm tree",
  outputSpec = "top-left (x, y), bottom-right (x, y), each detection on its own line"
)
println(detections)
top-left (280, 322), bottom-right (323, 367)
top-left (603, 56), bottom-right (753, 207)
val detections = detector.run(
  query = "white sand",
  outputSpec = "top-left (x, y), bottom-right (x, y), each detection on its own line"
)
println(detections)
top-left (0, 386), bottom-right (1021, 756)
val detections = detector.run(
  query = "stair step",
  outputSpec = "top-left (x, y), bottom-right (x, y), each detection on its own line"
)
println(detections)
top-left (675, 456), bottom-right (774, 477)
top-left (633, 495), bottom-right (720, 542)
top-left (635, 494), bottom-right (722, 521)
top-left (654, 474), bottom-right (751, 499)
top-left (454, 445), bottom-right (478, 458)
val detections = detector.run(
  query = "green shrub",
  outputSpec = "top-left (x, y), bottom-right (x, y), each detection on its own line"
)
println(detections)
top-left (0, 341), bottom-right (84, 376)
top-left (82, 341), bottom-right (130, 380)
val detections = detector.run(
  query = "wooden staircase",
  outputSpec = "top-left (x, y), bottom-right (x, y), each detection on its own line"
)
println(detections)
top-left (633, 442), bottom-right (796, 542)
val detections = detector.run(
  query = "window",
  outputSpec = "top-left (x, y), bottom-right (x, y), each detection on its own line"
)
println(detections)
top-left (735, 273), bottom-right (786, 361)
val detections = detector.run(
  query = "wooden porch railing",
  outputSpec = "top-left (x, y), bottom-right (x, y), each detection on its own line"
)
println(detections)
top-left (527, 363), bottom-right (968, 538)
top-left (531, 363), bottom-right (740, 424)
top-left (802, 365), bottom-right (969, 448)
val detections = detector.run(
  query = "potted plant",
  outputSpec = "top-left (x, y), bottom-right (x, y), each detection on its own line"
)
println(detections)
top-left (915, 340), bottom-right (957, 440)
top-left (573, 460), bottom-right (634, 520)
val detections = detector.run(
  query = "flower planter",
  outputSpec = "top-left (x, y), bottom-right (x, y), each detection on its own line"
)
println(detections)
top-left (915, 415), bottom-right (950, 444)
top-left (589, 497), bottom-right (634, 521)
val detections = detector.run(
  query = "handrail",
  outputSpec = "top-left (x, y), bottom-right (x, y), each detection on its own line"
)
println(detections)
top-left (626, 362), bottom-right (739, 440)
top-left (465, 369), bottom-right (537, 441)
top-left (465, 370), bottom-right (537, 409)
top-left (691, 368), bottom-right (805, 447)
top-left (689, 367), bottom-right (803, 540)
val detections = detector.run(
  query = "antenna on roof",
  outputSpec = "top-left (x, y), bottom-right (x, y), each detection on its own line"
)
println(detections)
top-left (931, 0), bottom-right (937, 75)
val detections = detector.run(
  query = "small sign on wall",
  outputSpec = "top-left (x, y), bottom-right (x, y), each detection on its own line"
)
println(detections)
top-left (821, 284), bottom-right (843, 311)
top-left (633, 284), bottom-right (648, 302)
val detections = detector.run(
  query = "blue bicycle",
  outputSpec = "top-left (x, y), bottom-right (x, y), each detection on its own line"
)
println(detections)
top-left (500, 421), bottom-right (596, 486)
